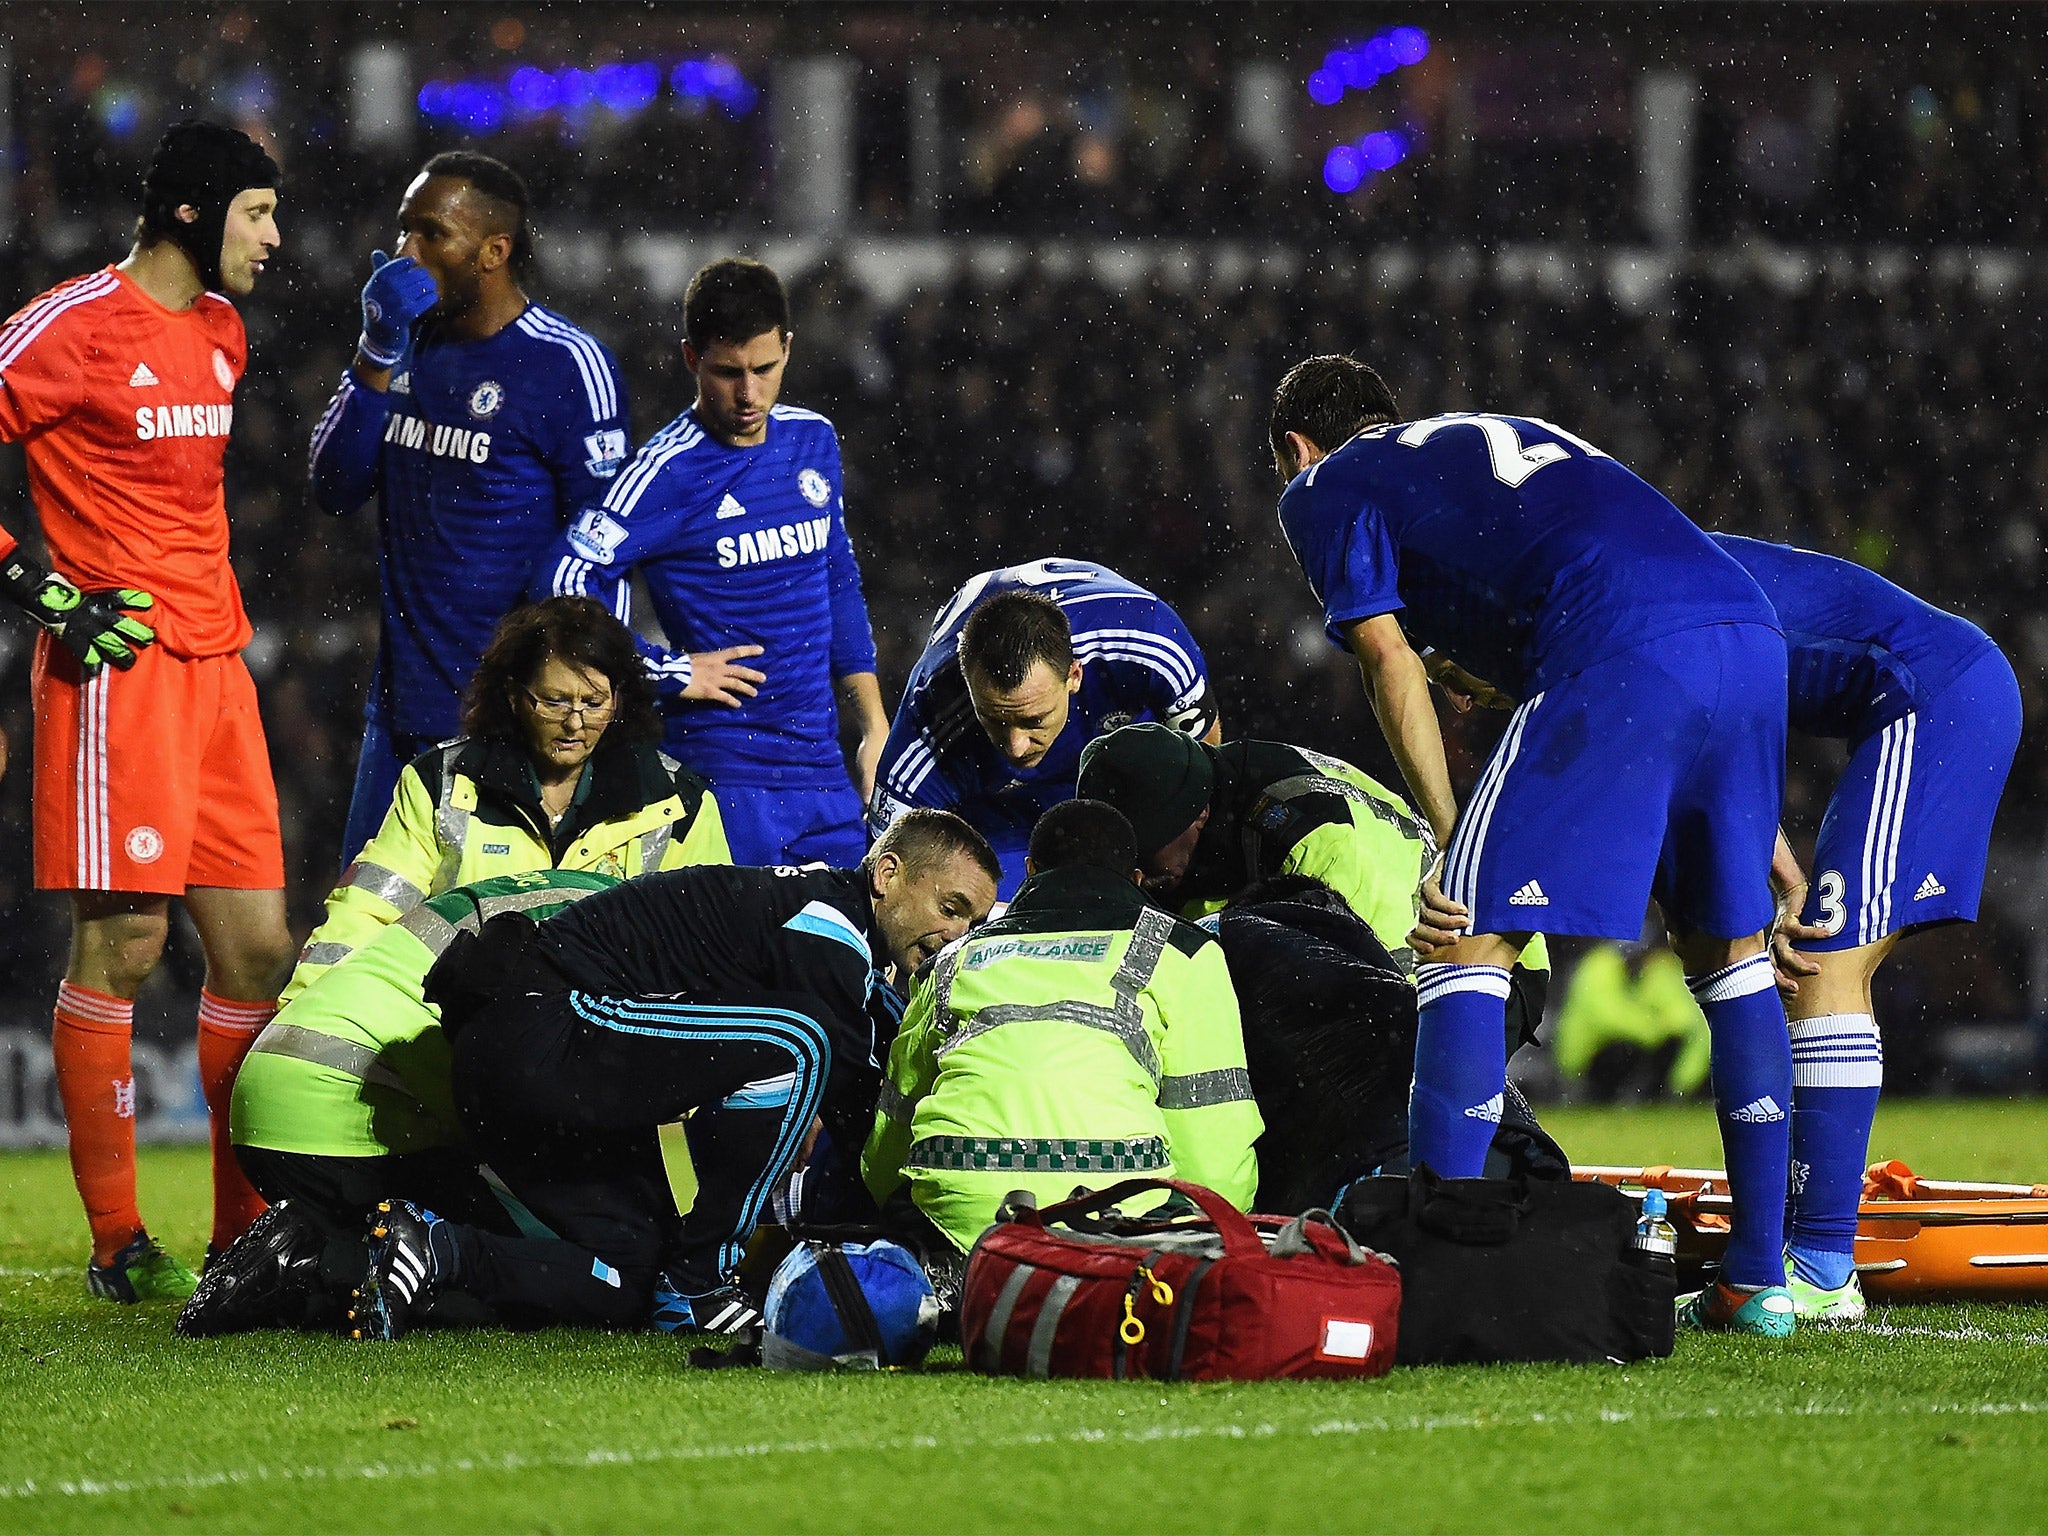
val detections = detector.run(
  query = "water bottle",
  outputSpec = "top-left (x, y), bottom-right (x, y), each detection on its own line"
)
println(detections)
top-left (1634, 1188), bottom-right (1678, 1278)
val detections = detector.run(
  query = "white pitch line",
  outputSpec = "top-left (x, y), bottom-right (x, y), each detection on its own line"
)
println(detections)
top-left (1859, 1319), bottom-right (2048, 1346)
top-left (3, 1400), bottom-right (2045, 1503)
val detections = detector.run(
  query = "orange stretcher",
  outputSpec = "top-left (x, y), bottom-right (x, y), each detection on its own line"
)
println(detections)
top-left (1572, 1160), bottom-right (2048, 1301)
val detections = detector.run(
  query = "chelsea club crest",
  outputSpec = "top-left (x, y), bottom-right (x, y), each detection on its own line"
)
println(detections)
top-left (798, 468), bottom-right (832, 508)
top-left (468, 380), bottom-right (506, 419)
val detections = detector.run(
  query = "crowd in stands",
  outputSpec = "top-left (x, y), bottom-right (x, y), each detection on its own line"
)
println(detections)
top-left (0, 7), bottom-right (2042, 1084)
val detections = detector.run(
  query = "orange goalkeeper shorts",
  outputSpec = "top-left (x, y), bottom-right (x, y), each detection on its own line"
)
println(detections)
top-left (31, 634), bottom-right (284, 894)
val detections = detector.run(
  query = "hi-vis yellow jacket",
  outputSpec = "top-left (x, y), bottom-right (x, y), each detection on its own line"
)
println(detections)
top-left (280, 733), bottom-right (728, 1003)
top-left (863, 864), bottom-right (1262, 1254)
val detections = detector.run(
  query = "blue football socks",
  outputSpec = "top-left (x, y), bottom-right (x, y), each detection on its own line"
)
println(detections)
top-left (1788, 1012), bottom-right (1883, 1290)
top-left (1410, 963), bottom-right (1513, 1178)
top-left (1688, 954), bottom-right (1794, 1289)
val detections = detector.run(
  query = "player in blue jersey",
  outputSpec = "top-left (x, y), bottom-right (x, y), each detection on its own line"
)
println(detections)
top-left (308, 153), bottom-right (634, 863)
top-left (867, 557), bottom-right (1221, 897)
top-left (1270, 355), bottom-right (1800, 1335)
top-left (1713, 534), bottom-right (2021, 1321)
top-left (534, 258), bottom-right (887, 867)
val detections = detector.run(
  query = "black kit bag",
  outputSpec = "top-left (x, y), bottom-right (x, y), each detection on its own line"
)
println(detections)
top-left (1336, 1165), bottom-right (1674, 1366)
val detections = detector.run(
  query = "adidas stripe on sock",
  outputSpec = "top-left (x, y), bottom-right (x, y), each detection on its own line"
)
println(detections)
top-left (1410, 963), bottom-right (1513, 1179)
top-left (1688, 953), bottom-right (1793, 1290)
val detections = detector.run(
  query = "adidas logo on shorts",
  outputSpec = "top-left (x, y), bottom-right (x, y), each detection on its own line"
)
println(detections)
top-left (1507, 880), bottom-right (1549, 906)
top-left (1728, 1095), bottom-right (1784, 1124)
top-left (1915, 873), bottom-right (1947, 900)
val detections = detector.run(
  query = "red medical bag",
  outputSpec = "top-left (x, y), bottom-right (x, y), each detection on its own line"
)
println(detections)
top-left (961, 1178), bottom-right (1401, 1382)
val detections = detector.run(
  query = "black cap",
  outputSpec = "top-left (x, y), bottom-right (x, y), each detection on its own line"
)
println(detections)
top-left (142, 121), bottom-right (280, 290)
top-left (1076, 723), bottom-right (1214, 863)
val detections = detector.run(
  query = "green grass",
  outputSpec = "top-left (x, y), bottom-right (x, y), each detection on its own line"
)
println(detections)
top-left (3, 1103), bottom-right (2046, 1534)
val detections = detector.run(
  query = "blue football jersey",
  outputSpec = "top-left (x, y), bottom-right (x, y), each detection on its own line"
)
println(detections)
top-left (870, 557), bottom-right (1217, 890)
top-left (1713, 534), bottom-right (1994, 739)
top-left (535, 402), bottom-right (878, 787)
top-left (1278, 413), bottom-right (1776, 697)
top-left (309, 305), bottom-right (630, 738)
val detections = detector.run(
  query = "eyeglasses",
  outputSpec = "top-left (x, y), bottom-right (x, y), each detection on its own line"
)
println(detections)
top-left (521, 688), bottom-right (616, 723)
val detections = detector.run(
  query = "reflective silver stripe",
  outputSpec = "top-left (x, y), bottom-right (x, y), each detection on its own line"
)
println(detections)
top-left (636, 821), bottom-right (674, 871)
top-left (937, 910), bottom-right (1173, 1080)
top-left (979, 1263), bottom-right (1035, 1372)
top-left (248, 1022), bottom-right (412, 1094)
top-left (937, 998), bottom-right (1161, 1084)
top-left (299, 941), bottom-right (354, 967)
top-left (398, 901), bottom-right (476, 956)
top-left (344, 860), bottom-right (425, 914)
top-left (1025, 1275), bottom-right (1082, 1378)
top-left (1112, 906), bottom-right (1173, 997)
top-left (476, 885), bottom-right (603, 921)
top-left (434, 749), bottom-right (471, 890)
top-left (930, 942), bottom-right (964, 1029)
top-left (876, 1077), bottom-right (913, 1123)
top-left (1269, 770), bottom-right (1431, 844)
top-left (1157, 1066), bottom-right (1257, 1111)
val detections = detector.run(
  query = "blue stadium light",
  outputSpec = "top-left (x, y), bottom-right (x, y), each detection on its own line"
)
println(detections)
top-left (1307, 26), bottom-right (1430, 104)
top-left (422, 53), bottom-right (757, 133)
top-left (1323, 144), bottom-right (1365, 194)
top-left (555, 68), bottom-right (595, 112)
top-left (1359, 129), bottom-right (1408, 171)
top-left (671, 54), bottom-right (757, 118)
top-left (1388, 26), bottom-right (1430, 66)
top-left (507, 65), bottom-right (558, 113)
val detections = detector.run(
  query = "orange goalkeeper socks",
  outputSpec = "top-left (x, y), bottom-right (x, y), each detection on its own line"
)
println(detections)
top-left (197, 989), bottom-right (276, 1251)
top-left (52, 981), bottom-right (142, 1265)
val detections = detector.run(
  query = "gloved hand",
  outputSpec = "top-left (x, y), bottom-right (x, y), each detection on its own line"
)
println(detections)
top-left (1, 553), bottom-right (156, 674)
top-left (357, 250), bottom-right (438, 369)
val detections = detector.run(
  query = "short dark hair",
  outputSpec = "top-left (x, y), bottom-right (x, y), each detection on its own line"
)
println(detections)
top-left (1269, 354), bottom-right (1400, 473)
top-left (958, 591), bottom-right (1073, 691)
top-left (684, 257), bottom-right (789, 350)
top-left (1028, 800), bottom-right (1138, 877)
top-left (870, 808), bottom-right (1003, 889)
top-left (421, 150), bottom-right (534, 274)
top-left (461, 597), bottom-right (659, 744)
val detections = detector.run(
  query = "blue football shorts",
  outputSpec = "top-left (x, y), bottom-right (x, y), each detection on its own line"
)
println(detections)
top-left (714, 778), bottom-right (871, 869)
top-left (1798, 645), bottom-right (2022, 951)
top-left (1441, 622), bottom-right (1787, 942)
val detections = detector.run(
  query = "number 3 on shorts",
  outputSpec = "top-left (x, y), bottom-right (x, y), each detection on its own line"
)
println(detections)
top-left (1814, 870), bottom-right (1847, 937)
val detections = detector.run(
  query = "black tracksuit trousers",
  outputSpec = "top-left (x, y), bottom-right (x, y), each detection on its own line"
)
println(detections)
top-left (442, 980), bottom-right (833, 1330)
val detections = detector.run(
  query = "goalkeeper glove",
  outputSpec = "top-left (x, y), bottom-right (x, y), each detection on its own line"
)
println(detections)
top-left (1, 553), bottom-right (156, 673)
top-left (358, 250), bottom-right (439, 369)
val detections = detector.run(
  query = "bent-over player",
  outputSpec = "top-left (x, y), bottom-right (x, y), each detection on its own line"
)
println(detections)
top-left (1271, 356), bottom-right (1798, 1335)
top-left (1719, 533), bottom-right (2022, 1321)
top-left (870, 557), bottom-right (1220, 896)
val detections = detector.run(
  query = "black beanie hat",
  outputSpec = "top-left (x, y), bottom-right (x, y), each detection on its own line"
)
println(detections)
top-left (141, 121), bottom-right (281, 290)
top-left (1076, 723), bottom-right (1215, 863)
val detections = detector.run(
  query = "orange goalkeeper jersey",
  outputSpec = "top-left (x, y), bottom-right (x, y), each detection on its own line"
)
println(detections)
top-left (0, 265), bottom-right (252, 657)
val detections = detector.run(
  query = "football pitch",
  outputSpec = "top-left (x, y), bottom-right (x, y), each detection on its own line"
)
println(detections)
top-left (3, 1103), bottom-right (2046, 1535)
